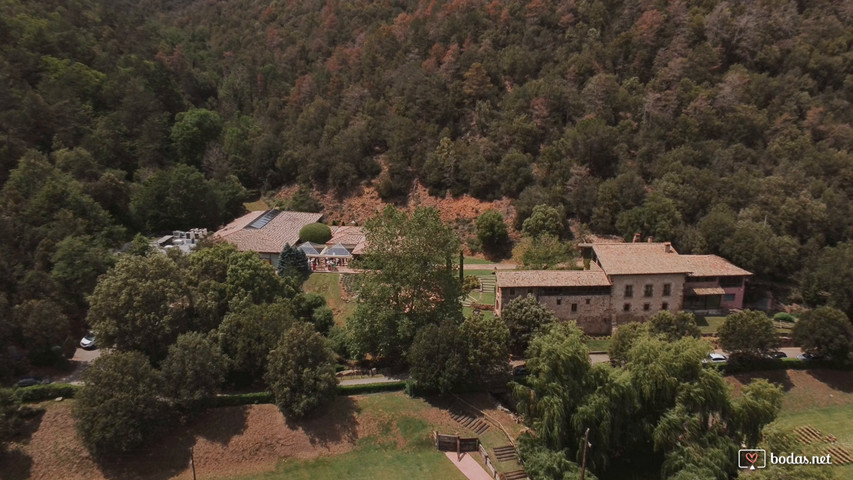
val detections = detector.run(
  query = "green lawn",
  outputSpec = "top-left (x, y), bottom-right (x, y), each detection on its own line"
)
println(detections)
top-left (464, 269), bottom-right (498, 277)
top-left (730, 370), bottom-right (853, 478)
top-left (463, 256), bottom-right (493, 265)
top-left (586, 338), bottom-right (612, 352)
top-left (243, 199), bottom-right (269, 211)
top-left (695, 315), bottom-right (726, 334)
top-left (223, 394), bottom-right (467, 480)
top-left (303, 273), bottom-right (356, 326)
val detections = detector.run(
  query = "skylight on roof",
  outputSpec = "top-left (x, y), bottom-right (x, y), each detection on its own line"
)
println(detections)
top-left (247, 210), bottom-right (280, 229)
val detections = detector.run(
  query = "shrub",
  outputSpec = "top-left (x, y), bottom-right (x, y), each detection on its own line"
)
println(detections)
top-left (773, 312), bottom-right (796, 323)
top-left (12, 383), bottom-right (81, 403)
top-left (337, 381), bottom-right (406, 395)
top-left (299, 223), bottom-right (332, 244)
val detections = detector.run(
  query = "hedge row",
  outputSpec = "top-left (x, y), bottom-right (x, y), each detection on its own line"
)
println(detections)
top-left (6, 383), bottom-right (81, 403)
top-left (200, 381), bottom-right (408, 409)
top-left (706, 358), bottom-right (853, 374)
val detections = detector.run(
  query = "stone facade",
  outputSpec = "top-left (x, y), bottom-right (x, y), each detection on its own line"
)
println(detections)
top-left (494, 242), bottom-right (752, 336)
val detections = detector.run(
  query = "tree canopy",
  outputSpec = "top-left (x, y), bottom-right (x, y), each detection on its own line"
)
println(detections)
top-left (347, 206), bottom-right (462, 363)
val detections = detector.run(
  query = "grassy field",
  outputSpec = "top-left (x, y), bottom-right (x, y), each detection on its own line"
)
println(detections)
top-left (223, 394), bottom-right (467, 480)
top-left (463, 256), bottom-right (493, 265)
top-left (243, 199), bottom-right (269, 211)
top-left (586, 337), bottom-right (612, 352)
top-left (730, 369), bottom-right (853, 478)
top-left (695, 315), bottom-right (726, 334)
top-left (303, 273), bottom-right (356, 326)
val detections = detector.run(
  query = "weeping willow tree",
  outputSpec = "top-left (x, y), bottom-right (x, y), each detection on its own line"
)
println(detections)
top-left (514, 326), bottom-right (783, 480)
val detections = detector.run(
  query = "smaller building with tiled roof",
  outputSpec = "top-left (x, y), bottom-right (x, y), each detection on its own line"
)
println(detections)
top-left (213, 209), bottom-right (323, 267)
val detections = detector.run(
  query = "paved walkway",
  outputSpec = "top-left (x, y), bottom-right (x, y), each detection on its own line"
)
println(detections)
top-left (444, 452), bottom-right (494, 480)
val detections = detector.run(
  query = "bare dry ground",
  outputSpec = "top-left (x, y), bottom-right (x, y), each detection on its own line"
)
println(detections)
top-left (0, 394), bottom-right (466, 480)
top-left (275, 182), bottom-right (516, 233)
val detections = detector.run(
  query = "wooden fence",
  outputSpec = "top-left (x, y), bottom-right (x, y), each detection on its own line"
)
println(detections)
top-left (433, 432), bottom-right (480, 453)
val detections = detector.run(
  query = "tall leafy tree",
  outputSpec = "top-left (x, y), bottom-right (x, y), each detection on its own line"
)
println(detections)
top-left (74, 351), bottom-right (167, 455)
top-left (649, 311), bottom-right (701, 341)
top-left (160, 332), bottom-right (228, 409)
top-left (501, 294), bottom-right (557, 354)
top-left (265, 323), bottom-right (337, 418)
top-left (793, 307), bottom-right (853, 360)
top-left (87, 254), bottom-right (191, 362)
top-left (718, 310), bottom-right (779, 359)
top-left (219, 300), bottom-right (295, 383)
top-left (475, 210), bottom-right (509, 253)
top-left (461, 311), bottom-right (510, 381)
top-left (348, 206), bottom-right (462, 363)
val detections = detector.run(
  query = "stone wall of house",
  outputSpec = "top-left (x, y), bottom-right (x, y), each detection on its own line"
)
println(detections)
top-left (608, 273), bottom-right (685, 323)
top-left (497, 287), bottom-right (614, 335)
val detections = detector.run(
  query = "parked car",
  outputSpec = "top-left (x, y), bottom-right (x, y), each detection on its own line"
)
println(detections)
top-left (511, 365), bottom-right (528, 377)
top-left (705, 353), bottom-right (728, 363)
top-left (797, 352), bottom-right (822, 361)
top-left (17, 376), bottom-right (51, 387)
top-left (768, 351), bottom-right (787, 359)
top-left (80, 332), bottom-right (97, 350)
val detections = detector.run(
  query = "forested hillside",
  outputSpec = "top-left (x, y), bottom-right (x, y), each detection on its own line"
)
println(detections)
top-left (2, 0), bottom-right (853, 360)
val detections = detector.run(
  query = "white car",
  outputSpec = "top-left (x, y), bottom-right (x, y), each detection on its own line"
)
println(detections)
top-left (80, 332), bottom-right (97, 350)
top-left (706, 353), bottom-right (727, 363)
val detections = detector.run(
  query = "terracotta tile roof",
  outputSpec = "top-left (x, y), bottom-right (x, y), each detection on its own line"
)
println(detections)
top-left (213, 210), bottom-right (323, 254)
top-left (496, 270), bottom-right (612, 288)
top-left (680, 255), bottom-right (752, 277)
top-left (328, 225), bottom-right (367, 253)
top-left (592, 243), bottom-right (689, 275)
top-left (591, 242), bottom-right (751, 277)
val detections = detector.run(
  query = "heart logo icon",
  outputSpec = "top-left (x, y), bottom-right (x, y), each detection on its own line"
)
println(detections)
top-left (745, 452), bottom-right (758, 464)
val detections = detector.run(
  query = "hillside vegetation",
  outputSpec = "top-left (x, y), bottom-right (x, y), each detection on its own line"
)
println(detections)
top-left (2, 0), bottom-right (853, 370)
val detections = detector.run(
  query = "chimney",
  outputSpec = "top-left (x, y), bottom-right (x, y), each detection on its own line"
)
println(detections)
top-left (664, 242), bottom-right (672, 253)
top-left (647, 236), bottom-right (654, 243)
top-left (633, 233), bottom-right (641, 243)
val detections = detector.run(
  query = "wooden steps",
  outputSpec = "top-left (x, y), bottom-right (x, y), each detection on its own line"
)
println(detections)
top-left (449, 410), bottom-right (490, 435)
top-left (795, 425), bottom-right (823, 444)
top-left (824, 446), bottom-right (853, 465)
top-left (501, 470), bottom-right (528, 480)
top-left (493, 445), bottom-right (518, 462)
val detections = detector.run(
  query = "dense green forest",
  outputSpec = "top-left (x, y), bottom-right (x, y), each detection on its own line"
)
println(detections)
top-left (2, 0), bottom-right (853, 370)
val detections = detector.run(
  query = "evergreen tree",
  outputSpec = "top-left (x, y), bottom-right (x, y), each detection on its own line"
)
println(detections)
top-left (278, 243), bottom-right (311, 282)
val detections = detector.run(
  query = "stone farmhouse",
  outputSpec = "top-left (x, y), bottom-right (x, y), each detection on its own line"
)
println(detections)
top-left (494, 242), bottom-right (752, 335)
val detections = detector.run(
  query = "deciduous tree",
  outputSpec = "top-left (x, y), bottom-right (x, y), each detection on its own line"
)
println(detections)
top-left (74, 351), bottom-right (167, 455)
top-left (161, 332), bottom-right (228, 408)
top-left (501, 294), bottom-right (557, 354)
top-left (718, 310), bottom-right (779, 359)
top-left (87, 254), bottom-right (191, 361)
top-left (793, 307), bottom-right (853, 360)
top-left (265, 323), bottom-right (337, 418)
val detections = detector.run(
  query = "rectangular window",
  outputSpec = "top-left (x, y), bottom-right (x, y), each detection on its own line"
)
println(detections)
top-left (556, 299), bottom-right (562, 305)
top-left (624, 285), bottom-right (633, 298)
top-left (644, 284), bottom-right (653, 297)
top-left (724, 293), bottom-right (736, 302)
top-left (661, 302), bottom-right (669, 311)
top-left (720, 277), bottom-right (743, 288)
top-left (663, 283), bottom-right (671, 296)
top-left (571, 303), bottom-right (578, 313)
top-left (643, 303), bottom-right (651, 311)
top-left (623, 303), bottom-right (631, 312)
top-left (585, 298), bottom-right (590, 305)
